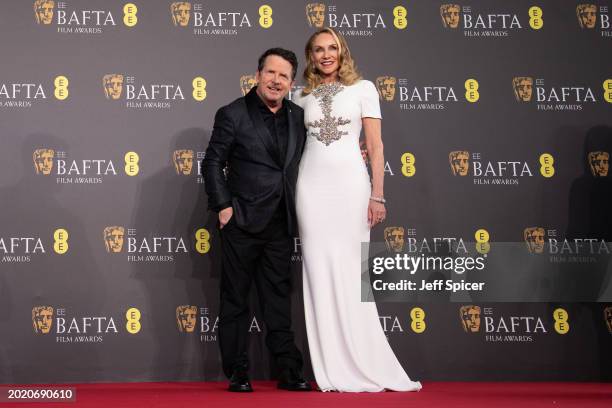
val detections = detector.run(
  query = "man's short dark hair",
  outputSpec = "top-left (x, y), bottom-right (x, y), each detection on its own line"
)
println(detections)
top-left (257, 48), bottom-right (298, 80)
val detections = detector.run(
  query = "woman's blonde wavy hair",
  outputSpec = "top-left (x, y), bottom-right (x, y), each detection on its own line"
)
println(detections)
top-left (302, 27), bottom-right (362, 95)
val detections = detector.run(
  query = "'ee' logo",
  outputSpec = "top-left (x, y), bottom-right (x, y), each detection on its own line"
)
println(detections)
top-left (126, 307), bottom-right (141, 334)
top-left (465, 79), bottom-right (479, 102)
top-left (123, 3), bottom-right (138, 27)
top-left (53, 228), bottom-right (69, 254)
top-left (553, 308), bottom-right (569, 334)
top-left (410, 307), bottom-right (426, 333)
top-left (195, 228), bottom-right (210, 254)
top-left (259, 5), bottom-right (273, 28)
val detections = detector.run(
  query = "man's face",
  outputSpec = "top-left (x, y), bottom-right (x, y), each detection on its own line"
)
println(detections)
top-left (376, 77), bottom-right (396, 101)
top-left (578, 5), bottom-right (597, 28)
top-left (525, 228), bottom-right (545, 253)
top-left (105, 228), bottom-right (124, 253)
top-left (385, 227), bottom-right (405, 252)
top-left (450, 152), bottom-right (469, 176)
top-left (306, 4), bottom-right (325, 28)
top-left (35, 0), bottom-right (54, 24)
top-left (34, 309), bottom-right (53, 333)
top-left (172, 2), bottom-right (191, 26)
top-left (174, 150), bottom-right (194, 175)
top-left (178, 308), bottom-right (197, 332)
top-left (515, 78), bottom-right (533, 102)
top-left (255, 55), bottom-right (294, 107)
top-left (461, 306), bottom-right (480, 332)
top-left (441, 5), bottom-right (460, 28)
top-left (104, 75), bottom-right (124, 100)
top-left (34, 150), bottom-right (54, 175)
top-left (589, 152), bottom-right (609, 177)
top-left (240, 75), bottom-right (257, 96)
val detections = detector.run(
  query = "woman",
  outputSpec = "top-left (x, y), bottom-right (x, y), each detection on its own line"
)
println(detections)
top-left (293, 27), bottom-right (422, 392)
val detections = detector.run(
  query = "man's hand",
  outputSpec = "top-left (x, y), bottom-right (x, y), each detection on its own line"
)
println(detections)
top-left (219, 207), bottom-right (233, 229)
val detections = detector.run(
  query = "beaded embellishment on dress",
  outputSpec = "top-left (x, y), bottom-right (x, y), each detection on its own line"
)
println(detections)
top-left (306, 83), bottom-right (351, 146)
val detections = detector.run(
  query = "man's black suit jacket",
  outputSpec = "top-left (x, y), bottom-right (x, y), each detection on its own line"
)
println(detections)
top-left (203, 87), bottom-right (306, 236)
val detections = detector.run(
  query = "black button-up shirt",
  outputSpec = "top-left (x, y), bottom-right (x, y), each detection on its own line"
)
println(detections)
top-left (256, 93), bottom-right (288, 165)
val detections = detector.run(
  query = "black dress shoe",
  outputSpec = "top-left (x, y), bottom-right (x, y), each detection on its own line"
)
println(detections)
top-left (228, 371), bottom-right (253, 392)
top-left (277, 369), bottom-right (312, 391)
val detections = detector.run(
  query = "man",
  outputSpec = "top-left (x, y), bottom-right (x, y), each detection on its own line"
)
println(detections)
top-left (203, 48), bottom-right (310, 392)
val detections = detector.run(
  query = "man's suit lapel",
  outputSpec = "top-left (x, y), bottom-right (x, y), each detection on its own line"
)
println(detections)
top-left (284, 104), bottom-right (298, 169)
top-left (245, 87), bottom-right (282, 168)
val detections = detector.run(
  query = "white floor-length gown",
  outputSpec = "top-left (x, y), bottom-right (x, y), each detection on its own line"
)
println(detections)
top-left (294, 80), bottom-right (422, 392)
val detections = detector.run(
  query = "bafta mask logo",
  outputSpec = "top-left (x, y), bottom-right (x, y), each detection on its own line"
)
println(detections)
top-left (449, 151), bottom-right (469, 176)
top-left (34, 0), bottom-right (54, 25)
top-left (604, 306), bottom-right (612, 334)
top-left (384, 227), bottom-right (405, 253)
top-left (588, 151), bottom-right (609, 177)
top-left (171, 2), bottom-right (192, 27)
top-left (32, 306), bottom-right (54, 334)
top-left (240, 75), bottom-right (257, 96)
top-left (306, 3), bottom-right (326, 28)
top-left (33, 148), bottom-right (55, 175)
top-left (524, 227), bottom-right (545, 254)
top-left (103, 74), bottom-right (124, 100)
top-left (440, 4), bottom-right (460, 28)
top-left (512, 77), bottom-right (533, 102)
top-left (375, 76), bottom-right (397, 102)
top-left (176, 305), bottom-right (197, 333)
top-left (104, 226), bottom-right (125, 253)
top-left (459, 305), bottom-right (481, 333)
top-left (173, 149), bottom-right (194, 175)
top-left (576, 4), bottom-right (597, 29)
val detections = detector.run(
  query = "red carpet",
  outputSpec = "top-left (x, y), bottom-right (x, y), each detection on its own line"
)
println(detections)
top-left (2, 381), bottom-right (611, 407)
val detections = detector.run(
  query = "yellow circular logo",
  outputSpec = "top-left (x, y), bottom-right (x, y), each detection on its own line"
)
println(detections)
top-left (553, 308), bottom-right (569, 334)
top-left (126, 307), bottom-right (142, 334)
top-left (465, 79), bottom-right (479, 103)
top-left (54, 76), bottom-right (69, 100)
top-left (53, 228), bottom-right (69, 254)
top-left (401, 152), bottom-right (416, 177)
top-left (475, 228), bottom-right (490, 254)
top-left (259, 5), bottom-right (273, 28)
top-left (528, 6), bottom-right (543, 30)
top-left (410, 307), bottom-right (426, 333)
top-left (539, 153), bottom-right (555, 178)
top-left (195, 228), bottom-right (211, 254)
top-left (603, 79), bottom-right (612, 103)
top-left (123, 3), bottom-right (138, 27)
top-left (193, 77), bottom-right (207, 101)
top-left (393, 6), bottom-right (407, 29)
top-left (124, 152), bottom-right (140, 176)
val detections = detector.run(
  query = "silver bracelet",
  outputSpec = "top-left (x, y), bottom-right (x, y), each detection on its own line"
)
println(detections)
top-left (369, 196), bottom-right (386, 204)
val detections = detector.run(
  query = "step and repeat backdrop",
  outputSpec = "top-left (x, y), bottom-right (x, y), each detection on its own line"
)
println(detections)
top-left (1, 0), bottom-right (611, 383)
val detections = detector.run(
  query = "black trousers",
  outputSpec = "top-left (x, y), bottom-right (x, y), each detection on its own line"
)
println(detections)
top-left (218, 208), bottom-right (303, 378)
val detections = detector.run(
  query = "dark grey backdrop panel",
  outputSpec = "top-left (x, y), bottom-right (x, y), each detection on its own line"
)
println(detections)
top-left (0, 0), bottom-right (611, 383)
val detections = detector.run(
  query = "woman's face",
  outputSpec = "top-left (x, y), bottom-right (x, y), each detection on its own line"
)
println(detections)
top-left (311, 32), bottom-right (340, 79)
